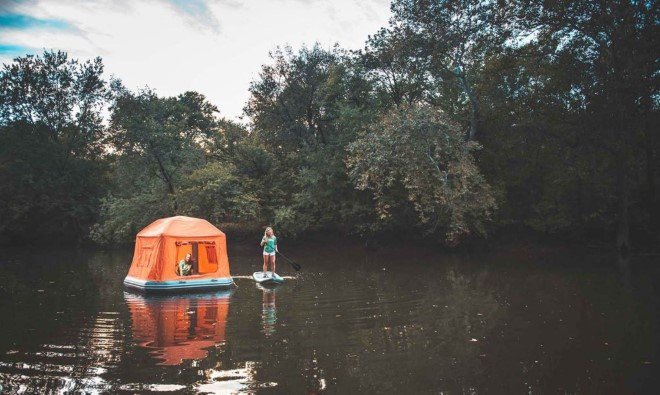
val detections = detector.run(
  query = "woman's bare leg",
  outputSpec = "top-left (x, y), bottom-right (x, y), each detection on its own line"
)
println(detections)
top-left (271, 254), bottom-right (276, 273)
top-left (262, 254), bottom-right (268, 273)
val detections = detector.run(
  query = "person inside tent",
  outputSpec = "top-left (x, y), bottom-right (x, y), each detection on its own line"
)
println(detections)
top-left (178, 253), bottom-right (194, 276)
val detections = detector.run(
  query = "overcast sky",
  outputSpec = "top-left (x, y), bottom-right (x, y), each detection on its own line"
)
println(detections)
top-left (0, 0), bottom-right (392, 120)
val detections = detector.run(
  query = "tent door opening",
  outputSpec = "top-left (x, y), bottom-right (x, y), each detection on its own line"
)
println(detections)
top-left (175, 241), bottom-right (219, 276)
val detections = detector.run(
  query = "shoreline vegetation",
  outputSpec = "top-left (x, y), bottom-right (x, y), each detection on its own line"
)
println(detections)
top-left (1, 1), bottom-right (658, 255)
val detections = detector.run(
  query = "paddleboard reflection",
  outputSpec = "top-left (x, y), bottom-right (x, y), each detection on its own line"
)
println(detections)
top-left (257, 283), bottom-right (278, 337)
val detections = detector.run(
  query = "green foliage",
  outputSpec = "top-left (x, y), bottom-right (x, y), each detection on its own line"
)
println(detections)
top-left (347, 105), bottom-right (496, 242)
top-left (0, 51), bottom-right (108, 243)
top-left (2, 1), bottom-right (658, 248)
top-left (245, 44), bottom-right (348, 148)
top-left (244, 44), bottom-right (367, 234)
top-left (178, 162), bottom-right (260, 225)
top-left (91, 88), bottom-right (260, 244)
top-left (0, 50), bottom-right (108, 156)
top-left (89, 184), bottom-right (173, 245)
top-left (478, 0), bottom-right (658, 247)
top-left (107, 87), bottom-right (215, 199)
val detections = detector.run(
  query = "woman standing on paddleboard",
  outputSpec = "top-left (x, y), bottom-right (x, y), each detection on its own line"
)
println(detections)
top-left (261, 227), bottom-right (278, 276)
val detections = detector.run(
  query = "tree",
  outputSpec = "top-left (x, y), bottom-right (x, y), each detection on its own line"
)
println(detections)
top-left (245, 44), bottom-right (346, 149)
top-left (382, 0), bottom-right (511, 141)
top-left (505, 0), bottom-right (659, 252)
top-left (358, 26), bottom-right (431, 108)
top-left (347, 104), bottom-right (496, 243)
top-left (244, 44), bottom-right (377, 235)
top-left (0, 50), bottom-right (107, 156)
top-left (106, 87), bottom-right (218, 212)
top-left (0, 51), bottom-right (109, 243)
top-left (92, 88), bottom-right (217, 243)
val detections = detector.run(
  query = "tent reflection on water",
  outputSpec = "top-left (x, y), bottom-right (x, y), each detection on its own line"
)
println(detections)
top-left (124, 290), bottom-right (232, 366)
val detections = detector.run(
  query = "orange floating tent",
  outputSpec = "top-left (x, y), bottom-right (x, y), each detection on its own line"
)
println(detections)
top-left (124, 216), bottom-right (234, 291)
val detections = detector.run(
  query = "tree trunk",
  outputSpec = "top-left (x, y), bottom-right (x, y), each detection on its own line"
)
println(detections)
top-left (152, 150), bottom-right (178, 213)
top-left (457, 72), bottom-right (479, 141)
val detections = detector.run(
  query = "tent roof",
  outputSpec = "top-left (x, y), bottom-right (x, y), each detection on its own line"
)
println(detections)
top-left (137, 216), bottom-right (225, 237)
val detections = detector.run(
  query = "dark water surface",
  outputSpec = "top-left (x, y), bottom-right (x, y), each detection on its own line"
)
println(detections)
top-left (0, 242), bottom-right (658, 394)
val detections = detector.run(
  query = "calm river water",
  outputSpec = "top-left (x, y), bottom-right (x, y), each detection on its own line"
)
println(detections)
top-left (0, 241), bottom-right (658, 394)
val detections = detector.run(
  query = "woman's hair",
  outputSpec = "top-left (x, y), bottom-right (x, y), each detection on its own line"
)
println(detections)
top-left (265, 226), bottom-right (274, 234)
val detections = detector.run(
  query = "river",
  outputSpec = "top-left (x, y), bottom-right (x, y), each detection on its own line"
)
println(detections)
top-left (0, 241), bottom-right (658, 393)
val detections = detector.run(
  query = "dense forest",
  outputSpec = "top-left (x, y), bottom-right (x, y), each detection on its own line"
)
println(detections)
top-left (0, 0), bottom-right (657, 253)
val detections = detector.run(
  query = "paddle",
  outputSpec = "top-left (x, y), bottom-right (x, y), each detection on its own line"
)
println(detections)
top-left (277, 251), bottom-right (301, 271)
top-left (262, 234), bottom-right (301, 271)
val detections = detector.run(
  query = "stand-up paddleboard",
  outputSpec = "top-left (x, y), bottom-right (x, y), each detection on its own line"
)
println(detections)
top-left (252, 271), bottom-right (284, 284)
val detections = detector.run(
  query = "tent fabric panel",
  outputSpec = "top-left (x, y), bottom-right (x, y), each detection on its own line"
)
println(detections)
top-left (137, 216), bottom-right (225, 238)
top-left (214, 235), bottom-right (231, 278)
top-left (127, 237), bottom-right (161, 279)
